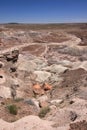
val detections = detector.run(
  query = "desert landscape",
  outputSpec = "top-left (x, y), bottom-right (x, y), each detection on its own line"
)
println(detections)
top-left (0, 23), bottom-right (87, 130)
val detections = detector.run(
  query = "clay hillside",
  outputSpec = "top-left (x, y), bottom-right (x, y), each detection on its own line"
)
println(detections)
top-left (0, 23), bottom-right (87, 130)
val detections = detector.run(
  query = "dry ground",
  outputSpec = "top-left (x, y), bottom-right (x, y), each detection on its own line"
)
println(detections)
top-left (0, 23), bottom-right (87, 130)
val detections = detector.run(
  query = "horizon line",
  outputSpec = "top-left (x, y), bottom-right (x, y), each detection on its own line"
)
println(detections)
top-left (0, 22), bottom-right (87, 25)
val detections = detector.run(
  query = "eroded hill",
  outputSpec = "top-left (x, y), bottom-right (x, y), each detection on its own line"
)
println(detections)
top-left (0, 24), bottom-right (87, 130)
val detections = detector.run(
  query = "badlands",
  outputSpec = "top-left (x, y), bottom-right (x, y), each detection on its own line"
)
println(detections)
top-left (0, 23), bottom-right (87, 129)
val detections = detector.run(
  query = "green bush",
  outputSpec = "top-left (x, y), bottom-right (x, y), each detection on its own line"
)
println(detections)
top-left (7, 104), bottom-right (18, 115)
top-left (38, 106), bottom-right (50, 118)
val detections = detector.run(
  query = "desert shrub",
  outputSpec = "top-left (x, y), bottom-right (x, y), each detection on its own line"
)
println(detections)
top-left (38, 106), bottom-right (50, 118)
top-left (7, 104), bottom-right (18, 115)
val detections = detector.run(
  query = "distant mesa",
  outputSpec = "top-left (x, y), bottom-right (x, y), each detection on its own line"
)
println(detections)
top-left (7, 22), bottom-right (20, 24)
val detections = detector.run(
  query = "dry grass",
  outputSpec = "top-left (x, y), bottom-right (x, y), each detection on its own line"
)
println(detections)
top-left (38, 106), bottom-right (50, 118)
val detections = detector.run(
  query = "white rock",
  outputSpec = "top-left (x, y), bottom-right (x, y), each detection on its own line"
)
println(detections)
top-left (50, 99), bottom-right (63, 105)
top-left (33, 58), bottom-right (47, 70)
top-left (17, 55), bottom-right (37, 72)
top-left (34, 71), bottom-right (51, 82)
top-left (50, 74), bottom-right (63, 83)
top-left (32, 98), bottom-right (40, 109)
top-left (0, 86), bottom-right (11, 98)
top-left (72, 61), bottom-right (87, 71)
top-left (79, 61), bottom-right (87, 71)
top-left (38, 95), bottom-right (48, 102)
top-left (43, 64), bottom-right (68, 74)
top-left (57, 60), bottom-right (72, 68)
top-left (72, 61), bottom-right (81, 69)
top-left (49, 105), bottom-right (57, 111)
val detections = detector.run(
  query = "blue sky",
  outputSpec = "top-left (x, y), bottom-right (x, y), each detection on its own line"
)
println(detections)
top-left (0, 0), bottom-right (87, 23)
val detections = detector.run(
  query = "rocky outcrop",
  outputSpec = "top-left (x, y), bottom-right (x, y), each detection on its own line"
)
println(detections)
top-left (0, 25), bottom-right (87, 130)
top-left (42, 64), bottom-right (68, 74)
top-left (4, 50), bottom-right (19, 63)
top-left (0, 116), bottom-right (56, 130)
top-left (34, 71), bottom-right (51, 82)
top-left (17, 56), bottom-right (37, 72)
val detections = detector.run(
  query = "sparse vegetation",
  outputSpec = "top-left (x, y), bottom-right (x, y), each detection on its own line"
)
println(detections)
top-left (0, 23), bottom-right (87, 129)
top-left (7, 104), bottom-right (18, 115)
top-left (38, 106), bottom-right (50, 118)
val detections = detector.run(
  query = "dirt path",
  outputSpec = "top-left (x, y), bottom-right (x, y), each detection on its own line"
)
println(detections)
top-left (0, 33), bottom-right (81, 55)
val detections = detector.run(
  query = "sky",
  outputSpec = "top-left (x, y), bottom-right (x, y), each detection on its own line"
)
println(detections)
top-left (0, 0), bottom-right (87, 23)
